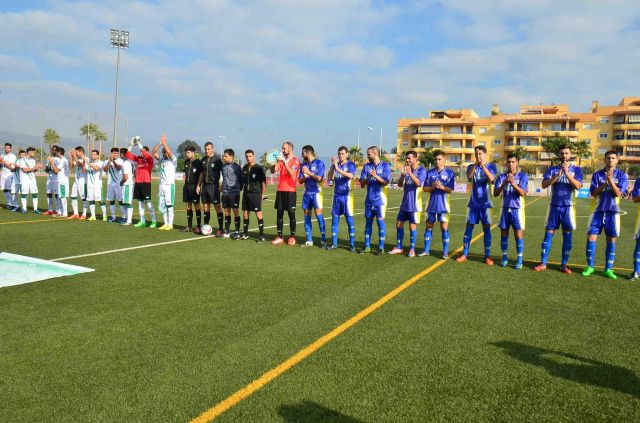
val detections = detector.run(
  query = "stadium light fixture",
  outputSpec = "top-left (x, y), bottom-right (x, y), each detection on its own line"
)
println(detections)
top-left (110, 29), bottom-right (130, 148)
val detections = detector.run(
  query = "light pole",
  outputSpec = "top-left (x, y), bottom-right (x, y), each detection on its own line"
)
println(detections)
top-left (367, 126), bottom-right (374, 148)
top-left (110, 29), bottom-right (129, 148)
top-left (218, 135), bottom-right (227, 155)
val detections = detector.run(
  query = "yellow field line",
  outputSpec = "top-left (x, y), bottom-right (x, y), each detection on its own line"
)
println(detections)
top-left (0, 218), bottom-right (57, 225)
top-left (190, 197), bottom-right (543, 422)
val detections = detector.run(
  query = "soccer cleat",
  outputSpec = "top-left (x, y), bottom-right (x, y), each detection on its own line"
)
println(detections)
top-left (149, 222), bottom-right (157, 228)
top-left (240, 234), bottom-right (250, 240)
top-left (582, 266), bottom-right (595, 277)
top-left (301, 240), bottom-right (314, 247)
top-left (57, 214), bottom-right (68, 218)
top-left (183, 227), bottom-right (192, 232)
top-left (193, 227), bottom-right (201, 235)
top-left (164, 224), bottom-right (173, 231)
top-left (271, 236), bottom-right (284, 245)
top-left (389, 247), bottom-right (404, 255)
top-left (442, 254), bottom-right (449, 260)
top-left (158, 224), bottom-right (168, 230)
top-left (134, 221), bottom-right (147, 228)
top-left (87, 216), bottom-right (96, 222)
top-left (120, 222), bottom-right (131, 226)
top-left (533, 264), bottom-right (547, 272)
top-left (257, 236), bottom-right (266, 243)
top-left (349, 246), bottom-right (356, 253)
top-left (287, 236), bottom-right (296, 246)
top-left (11, 206), bottom-right (20, 212)
top-left (514, 262), bottom-right (523, 270)
top-left (374, 249), bottom-right (385, 256)
top-left (559, 265), bottom-right (572, 274)
top-left (43, 211), bottom-right (52, 215)
top-left (20, 209), bottom-right (27, 214)
top-left (33, 209), bottom-right (42, 214)
top-left (79, 215), bottom-right (87, 220)
top-left (455, 255), bottom-right (467, 263)
top-left (231, 232), bottom-right (240, 240)
top-left (408, 249), bottom-right (416, 258)
top-left (629, 272), bottom-right (640, 281)
top-left (602, 269), bottom-right (617, 280)
top-left (359, 247), bottom-right (371, 254)
top-left (107, 217), bottom-right (116, 223)
top-left (484, 257), bottom-right (494, 266)
top-left (417, 250), bottom-right (429, 257)
top-left (215, 229), bottom-right (224, 238)
top-left (500, 259), bottom-right (508, 267)
top-left (325, 244), bottom-right (338, 251)
top-left (102, 216), bottom-right (108, 222)
top-left (223, 231), bottom-right (231, 238)
top-left (69, 214), bottom-right (80, 219)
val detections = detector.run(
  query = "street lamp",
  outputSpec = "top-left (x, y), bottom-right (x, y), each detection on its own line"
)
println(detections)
top-left (110, 29), bottom-right (129, 148)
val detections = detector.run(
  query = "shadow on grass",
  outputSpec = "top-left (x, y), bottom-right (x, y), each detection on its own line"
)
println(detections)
top-left (491, 341), bottom-right (640, 398)
top-left (278, 401), bottom-right (363, 423)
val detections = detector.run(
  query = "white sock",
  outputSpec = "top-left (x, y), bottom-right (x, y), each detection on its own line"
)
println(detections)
top-left (62, 198), bottom-right (68, 216)
top-left (56, 198), bottom-right (61, 214)
top-left (5, 191), bottom-right (12, 205)
top-left (21, 196), bottom-right (27, 210)
top-left (90, 203), bottom-right (95, 217)
top-left (120, 204), bottom-right (126, 217)
top-left (82, 202), bottom-right (88, 216)
top-left (127, 206), bottom-right (133, 223)
top-left (168, 207), bottom-right (174, 225)
top-left (138, 202), bottom-right (146, 222)
top-left (47, 196), bottom-right (54, 211)
top-left (71, 198), bottom-right (78, 215)
top-left (32, 196), bottom-right (38, 210)
top-left (100, 203), bottom-right (106, 217)
top-left (146, 201), bottom-right (156, 222)
top-left (110, 203), bottom-right (116, 218)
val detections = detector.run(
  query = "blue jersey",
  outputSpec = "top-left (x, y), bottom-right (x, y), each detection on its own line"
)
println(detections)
top-left (424, 168), bottom-right (455, 214)
top-left (467, 162), bottom-right (497, 209)
top-left (590, 168), bottom-right (628, 213)
top-left (333, 160), bottom-right (356, 196)
top-left (632, 178), bottom-right (640, 198)
top-left (543, 164), bottom-right (583, 206)
top-left (300, 158), bottom-right (325, 194)
top-left (494, 172), bottom-right (528, 209)
top-left (400, 166), bottom-right (427, 212)
top-left (360, 161), bottom-right (391, 207)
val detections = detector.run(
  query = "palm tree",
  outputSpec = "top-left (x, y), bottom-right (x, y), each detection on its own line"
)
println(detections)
top-left (349, 146), bottom-right (364, 166)
top-left (572, 140), bottom-right (592, 166)
top-left (80, 123), bottom-right (108, 154)
top-left (43, 128), bottom-right (60, 150)
top-left (513, 145), bottom-right (529, 161)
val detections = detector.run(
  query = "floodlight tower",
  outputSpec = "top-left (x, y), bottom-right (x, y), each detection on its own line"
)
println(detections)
top-left (110, 29), bottom-right (129, 147)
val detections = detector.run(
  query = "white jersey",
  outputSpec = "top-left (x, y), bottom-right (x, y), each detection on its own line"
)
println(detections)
top-left (106, 158), bottom-right (123, 186)
top-left (74, 157), bottom-right (88, 182)
top-left (57, 157), bottom-right (70, 183)
top-left (1, 152), bottom-right (16, 176)
top-left (17, 157), bottom-right (36, 186)
top-left (86, 160), bottom-right (104, 188)
top-left (160, 156), bottom-right (177, 186)
top-left (122, 160), bottom-right (135, 186)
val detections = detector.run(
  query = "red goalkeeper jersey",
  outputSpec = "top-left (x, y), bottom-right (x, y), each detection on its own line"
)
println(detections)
top-left (126, 149), bottom-right (154, 183)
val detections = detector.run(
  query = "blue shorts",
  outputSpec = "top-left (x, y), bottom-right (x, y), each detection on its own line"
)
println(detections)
top-left (587, 211), bottom-right (620, 237)
top-left (467, 208), bottom-right (491, 225)
top-left (332, 194), bottom-right (354, 217)
top-left (364, 204), bottom-right (386, 219)
top-left (545, 205), bottom-right (576, 231)
top-left (499, 207), bottom-right (525, 231)
top-left (301, 192), bottom-right (323, 210)
top-left (397, 210), bottom-right (420, 224)
top-left (427, 212), bottom-right (449, 224)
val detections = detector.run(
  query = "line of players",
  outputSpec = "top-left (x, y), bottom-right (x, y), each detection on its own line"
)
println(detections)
top-left (1, 139), bottom-right (639, 279)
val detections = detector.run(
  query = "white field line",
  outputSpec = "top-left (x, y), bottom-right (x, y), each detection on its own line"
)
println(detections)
top-left (51, 206), bottom-right (400, 262)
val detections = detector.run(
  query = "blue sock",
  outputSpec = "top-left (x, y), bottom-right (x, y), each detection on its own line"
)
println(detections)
top-left (540, 231), bottom-right (553, 265)
top-left (331, 214), bottom-right (339, 246)
top-left (634, 240), bottom-right (640, 274)
top-left (396, 226), bottom-right (405, 248)
top-left (410, 228), bottom-right (417, 250)
top-left (501, 236), bottom-right (509, 261)
top-left (586, 240), bottom-right (596, 268)
top-left (304, 214), bottom-right (313, 242)
top-left (316, 213), bottom-right (326, 242)
top-left (365, 218), bottom-right (373, 248)
top-left (516, 238), bottom-right (524, 266)
top-left (346, 215), bottom-right (355, 248)
top-left (442, 230), bottom-right (450, 256)
top-left (561, 232), bottom-right (573, 266)
top-left (378, 219), bottom-right (386, 250)
top-left (605, 241), bottom-right (616, 271)
top-left (462, 225), bottom-right (473, 256)
top-left (423, 228), bottom-right (433, 253)
top-left (483, 226), bottom-right (492, 258)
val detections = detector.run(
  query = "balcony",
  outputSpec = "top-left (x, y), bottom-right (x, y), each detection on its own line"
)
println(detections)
top-left (617, 155), bottom-right (640, 162)
top-left (441, 133), bottom-right (475, 140)
top-left (411, 133), bottom-right (442, 140)
top-left (504, 145), bottom-right (543, 152)
top-left (505, 130), bottom-right (542, 136)
top-left (613, 123), bottom-right (640, 130)
top-left (612, 138), bottom-right (640, 146)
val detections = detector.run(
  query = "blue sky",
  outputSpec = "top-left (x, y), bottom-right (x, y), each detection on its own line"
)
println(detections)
top-left (1, 0), bottom-right (639, 157)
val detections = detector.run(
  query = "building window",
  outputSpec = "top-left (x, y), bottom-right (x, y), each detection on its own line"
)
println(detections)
top-left (402, 142), bottom-right (409, 147)
top-left (495, 124), bottom-right (503, 130)
top-left (479, 127), bottom-right (487, 134)
top-left (599, 133), bottom-right (609, 139)
top-left (448, 155), bottom-right (460, 163)
top-left (582, 138), bottom-right (591, 145)
top-left (583, 124), bottom-right (592, 130)
top-left (629, 114), bottom-right (640, 123)
top-left (599, 117), bottom-right (609, 124)
top-left (493, 139), bottom-right (501, 145)
top-left (549, 124), bottom-right (563, 131)
top-left (402, 128), bottom-right (409, 133)
top-left (478, 141), bottom-right (486, 146)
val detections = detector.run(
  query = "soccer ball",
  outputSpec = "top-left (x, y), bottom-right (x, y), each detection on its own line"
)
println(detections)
top-left (200, 224), bottom-right (213, 236)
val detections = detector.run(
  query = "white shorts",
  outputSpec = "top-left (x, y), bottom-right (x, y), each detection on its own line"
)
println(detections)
top-left (107, 185), bottom-right (122, 202)
top-left (57, 181), bottom-right (69, 198)
top-left (159, 184), bottom-right (175, 210)
top-left (122, 184), bottom-right (134, 205)
top-left (20, 178), bottom-right (38, 195)
top-left (46, 177), bottom-right (57, 194)
top-left (1, 173), bottom-right (14, 191)
top-left (86, 184), bottom-right (103, 202)
top-left (71, 181), bottom-right (87, 200)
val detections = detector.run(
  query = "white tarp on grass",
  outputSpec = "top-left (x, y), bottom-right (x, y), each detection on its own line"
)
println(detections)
top-left (0, 252), bottom-right (94, 288)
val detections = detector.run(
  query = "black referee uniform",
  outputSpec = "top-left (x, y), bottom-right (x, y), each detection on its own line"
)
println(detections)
top-left (183, 158), bottom-right (203, 203)
top-left (200, 154), bottom-right (223, 229)
top-left (242, 163), bottom-right (266, 239)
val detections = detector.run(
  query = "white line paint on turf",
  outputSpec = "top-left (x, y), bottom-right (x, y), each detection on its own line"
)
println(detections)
top-left (51, 207), bottom-right (400, 262)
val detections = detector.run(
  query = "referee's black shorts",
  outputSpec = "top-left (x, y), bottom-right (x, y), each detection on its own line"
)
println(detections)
top-left (133, 182), bottom-right (152, 201)
top-left (221, 192), bottom-right (240, 208)
top-left (183, 183), bottom-right (200, 203)
top-left (242, 192), bottom-right (262, 212)
top-left (275, 191), bottom-right (296, 211)
top-left (201, 183), bottom-right (220, 204)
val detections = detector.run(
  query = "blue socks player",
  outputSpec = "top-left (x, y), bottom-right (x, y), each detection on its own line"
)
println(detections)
top-left (299, 145), bottom-right (327, 247)
top-left (359, 146), bottom-right (391, 255)
top-left (326, 146), bottom-right (357, 251)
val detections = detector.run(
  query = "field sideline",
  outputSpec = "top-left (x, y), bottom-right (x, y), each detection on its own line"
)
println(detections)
top-left (1, 176), bottom-right (639, 422)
